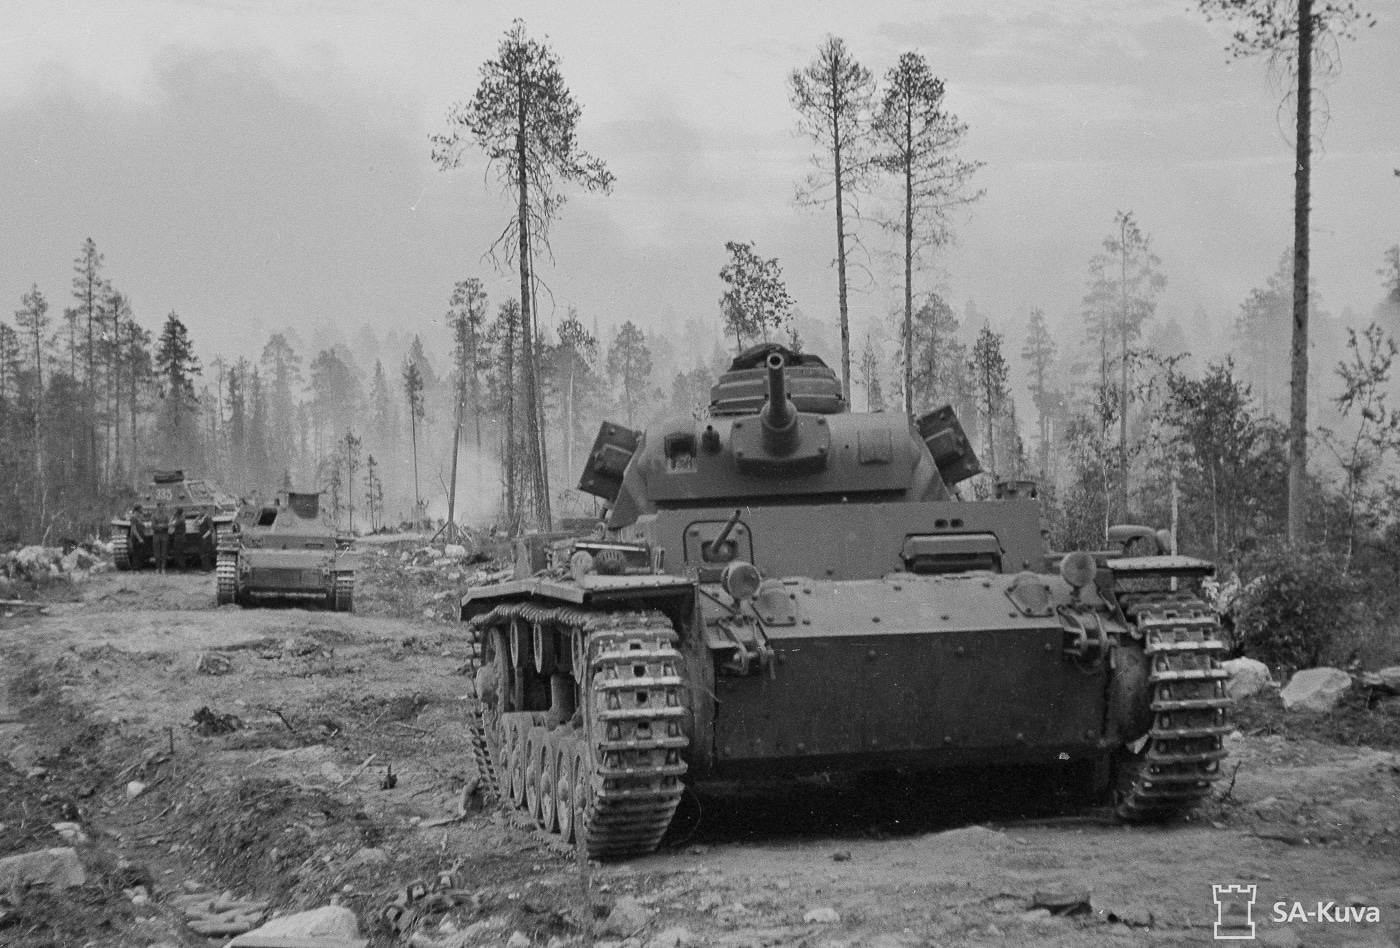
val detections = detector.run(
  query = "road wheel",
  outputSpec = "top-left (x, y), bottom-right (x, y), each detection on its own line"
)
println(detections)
top-left (507, 719), bottom-right (529, 809)
top-left (555, 735), bottom-right (577, 844)
top-left (572, 742), bottom-right (592, 849)
top-left (539, 731), bottom-right (560, 833)
top-left (524, 726), bottom-right (546, 822)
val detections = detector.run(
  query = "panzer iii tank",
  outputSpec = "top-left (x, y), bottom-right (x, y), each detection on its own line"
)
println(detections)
top-left (460, 344), bottom-right (1232, 859)
top-left (111, 470), bottom-right (237, 571)
top-left (216, 492), bottom-right (356, 610)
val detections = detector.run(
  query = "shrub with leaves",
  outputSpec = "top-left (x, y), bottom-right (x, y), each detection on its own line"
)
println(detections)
top-left (1233, 542), bottom-right (1361, 672)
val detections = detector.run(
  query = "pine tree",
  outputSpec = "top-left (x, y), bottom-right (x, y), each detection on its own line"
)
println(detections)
top-left (402, 358), bottom-right (426, 526)
top-left (14, 285), bottom-right (51, 527)
top-left (553, 310), bottom-right (599, 480)
top-left (154, 311), bottom-right (202, 468)
top-left (790, 36), bottom-right (875, 401)
top-left (872, 53), bottom-right (983, 413)
top-left (970, 325), bottom-right (1009, 480)
top-left (607, 321), bottom-right (652, 427)
top-left (1021, 307), bottom-right (1057, 475)
top-left (260, 333), bottom-right (302, 466)
top-left (433, 19), bottom-right (614, 531)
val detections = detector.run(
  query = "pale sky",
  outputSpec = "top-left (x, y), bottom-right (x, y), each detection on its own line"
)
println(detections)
top-left (3, 0), bottom-right (1398, 373)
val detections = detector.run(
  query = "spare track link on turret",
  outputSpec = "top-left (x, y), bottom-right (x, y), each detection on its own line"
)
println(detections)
top-left (1115, 592), bottom-right (1233, 821)
top-left (465, 604), bottom-right (689, 859)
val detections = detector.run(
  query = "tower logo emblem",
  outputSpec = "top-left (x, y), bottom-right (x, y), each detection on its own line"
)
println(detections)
top-left (1213, 884), bottom-right (1257, 940)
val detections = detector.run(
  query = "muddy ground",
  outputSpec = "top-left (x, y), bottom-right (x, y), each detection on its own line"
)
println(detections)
top-left (2, 544), bottom-right (1399, 948)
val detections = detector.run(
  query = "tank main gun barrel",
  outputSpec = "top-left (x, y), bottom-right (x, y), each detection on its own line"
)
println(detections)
top-left (761, 352), bottom-right (799, 454)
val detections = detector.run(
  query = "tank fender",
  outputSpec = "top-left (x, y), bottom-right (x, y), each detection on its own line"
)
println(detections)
top-left (1107, 642), bottom-right (1152, 745)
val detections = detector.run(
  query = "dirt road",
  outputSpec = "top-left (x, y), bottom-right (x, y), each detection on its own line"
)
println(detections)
top-left (3, 554), bottom-right (1399, 947)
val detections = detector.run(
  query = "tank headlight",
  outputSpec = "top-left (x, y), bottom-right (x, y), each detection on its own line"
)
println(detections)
top-left (720, 561), bottom-right (762, 602)
top-left (1059, 551), bottom-right (1097, 590)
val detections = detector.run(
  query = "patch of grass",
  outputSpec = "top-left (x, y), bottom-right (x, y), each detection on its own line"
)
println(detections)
top-left (1233, 688), bottom-right (1400, 751)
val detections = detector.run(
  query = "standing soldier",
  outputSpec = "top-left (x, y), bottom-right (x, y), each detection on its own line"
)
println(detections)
top-left (151, 501), bottom-right (171, 574)
top-left (171, 508), bottom-right (187, 570)
top-left (198, 511), bottom-right (215, 569)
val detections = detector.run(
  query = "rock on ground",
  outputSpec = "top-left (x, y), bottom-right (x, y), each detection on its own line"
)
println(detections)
top-left (647, 927), bottom-right (694, 948)
top-left (803, 907), bottom-right (841, 924)
top-left (1281, 667), bottom-right (1352, 712)
top-left (601, 895), bottom-right (650, 936)
top-left (1223, 657), bottom-right (1273, 699)
top-left (0, 846), bottom-right (86, 890)
top-left (228, 905), bottom-right (363, 947)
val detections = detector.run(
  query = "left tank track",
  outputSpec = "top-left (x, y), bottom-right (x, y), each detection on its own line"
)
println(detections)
top-left (215, 552), bottom-right (238, 605)
top-left (465, 604), bottom-right (689, 860)
top-left (1114, 592), bottom-right (1233, 821)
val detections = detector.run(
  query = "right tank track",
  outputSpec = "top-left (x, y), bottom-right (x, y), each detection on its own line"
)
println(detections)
top-left (1114, 591), bottom-right (1233, 821)
top-left (112, 531), bottom-right (131, 570)
top-left (465, 605), bottom-right (688, 859)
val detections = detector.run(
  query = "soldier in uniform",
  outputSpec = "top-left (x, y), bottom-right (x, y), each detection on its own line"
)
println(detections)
top-left (151, 502), bottom-right (170, 573)
top-left (171, 507), bottom-right (187, 570)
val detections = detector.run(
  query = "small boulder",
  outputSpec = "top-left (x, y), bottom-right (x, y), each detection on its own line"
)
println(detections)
top-left (1366, 666), bottom-right (1400, 694)
top-left (0, 847), bottom-right (87, 890)
top-left (803, 907), bottom-right (841, 924)
top-left (1281, 667), bottom-right (1352, 712)
top-left (195, 653), bottom-right (232, 676)
top-left (1222, 657), bottom-right (1273, 700)
top-left (228, 905), bottom-right (362, 947)
top-left (505, 932), bottom-right (531, 948)
top-left (601, 895), bottom-right (650, 937)
top-left (345, 847), bottom-right (389, 868)
top-left (647, 926), bottom-right (693, 948)
top-left (443, 544), bottom-right (469, 560)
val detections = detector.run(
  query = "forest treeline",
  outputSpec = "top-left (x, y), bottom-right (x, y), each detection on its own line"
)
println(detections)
top-left (4, 15), bottom-right (1399, 672)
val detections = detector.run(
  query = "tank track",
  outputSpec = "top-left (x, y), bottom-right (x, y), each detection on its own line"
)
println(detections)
top-left (1114, 592), bottom-right (1233, 821)
top-left (112, 530), bottom-right (131, 571)
top-left (215, 552), bottom-right (237, 606)
top-left (465, 604), bottom-right (689, 859)
top-left (333, 572), bottom-right (355, 612)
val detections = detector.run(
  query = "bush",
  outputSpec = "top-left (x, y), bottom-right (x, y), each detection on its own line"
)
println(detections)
top-left (1233, 543), bottom-right (1362, 672)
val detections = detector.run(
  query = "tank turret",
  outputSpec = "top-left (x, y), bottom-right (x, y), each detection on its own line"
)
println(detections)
top-left (580, 344), bottom-right (954, 526)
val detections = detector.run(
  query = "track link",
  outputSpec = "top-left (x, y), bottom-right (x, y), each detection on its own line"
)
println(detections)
top-left (465, 604), bottom-right (689, 859)
top-left (112, 531), bottom-right (131, 571)
top-left (333, 572), bottom-right (355, 612)
top-left (215, 552), bottom-right (237, 606)
top-left (1114, 592), bottom-right (1233, 821)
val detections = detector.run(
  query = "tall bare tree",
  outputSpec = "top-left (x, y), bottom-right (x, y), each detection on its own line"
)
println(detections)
top-left (872, 52), bottom-right (983, 415)
top-left (449, 279), bottom-right (489, 453)
top-left (1083, 211), bottom-right (1165, 518)
top-left (1021, 307), bottom-right (1057, 475)
top-left (790, 36), bottom-right (874, 403)
top-left (401, 359), bottom-right (425, 525)
top-left (433, 19), bottom-right (614, 531)
top-left (1197, 0), bottom-right (1373, 546)
top-left (14, 285), bottom-right (50, 527)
